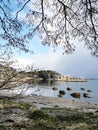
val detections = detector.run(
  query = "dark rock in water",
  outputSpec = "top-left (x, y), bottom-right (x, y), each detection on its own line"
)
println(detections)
top-left (87, 90), bottom-right (92, 92)
top-left (58, 94), bottom-right (63, 97)
top-left (81, 88), bottom-right (85, 90)
top-left (52, 86), bottom-right (58, 90)
top-left (67, 87), bottom-right (72, 91)
top-left (71, 92), bottom-right (80, 98)
top-left (83, 93), bottom-right (91, 98)
top-left (59, 90), bottom-right (66, 95)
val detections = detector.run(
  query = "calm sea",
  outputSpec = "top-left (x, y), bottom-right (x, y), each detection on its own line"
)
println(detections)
top-left (12, 79), bottom-right (98, 104)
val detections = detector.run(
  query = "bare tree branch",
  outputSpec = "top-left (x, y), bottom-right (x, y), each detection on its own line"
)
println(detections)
top-left (0, 0), bottom-right (98, 56)
top-left (16, 0), bottom-right (31, 19)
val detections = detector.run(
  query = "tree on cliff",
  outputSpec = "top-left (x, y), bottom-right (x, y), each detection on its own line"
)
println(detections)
top-left (0, 0), bottom-right (98, 57)
top-left (0, 63), bottom-right (36, 88)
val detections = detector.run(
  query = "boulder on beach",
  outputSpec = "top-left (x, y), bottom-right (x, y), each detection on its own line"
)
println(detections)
top-left (71, 92), bottom-right (80, 98)
top-left (52, 86), bottom-right (58, 90)
top-left (59, 90), bottom-right (66, 95)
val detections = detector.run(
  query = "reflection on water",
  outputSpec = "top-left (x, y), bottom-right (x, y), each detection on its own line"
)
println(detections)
top-left (9, 80), bottom-right (98, 104)
top-left (34, 80), bottom-right (55, 86)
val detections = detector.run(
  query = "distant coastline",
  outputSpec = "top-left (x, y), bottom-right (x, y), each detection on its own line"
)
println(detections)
top-left (86, 78), bottom-right (98, 80)
top-left (35, 70), bottom-right (87, 82)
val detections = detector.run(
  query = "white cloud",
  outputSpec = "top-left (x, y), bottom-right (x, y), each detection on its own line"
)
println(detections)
top-left (12, 57), bottom-right (34, 70)
top-left (55, 45), bottom-right (98, 78)
top-left (33, 51), bottom-right (61, 70)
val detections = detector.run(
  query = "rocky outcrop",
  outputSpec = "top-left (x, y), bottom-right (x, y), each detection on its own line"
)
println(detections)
top-left (36, 70), bottom-right (87, 82)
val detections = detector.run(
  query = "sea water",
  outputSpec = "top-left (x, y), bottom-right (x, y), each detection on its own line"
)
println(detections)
top-left (9, 79), bottom-right (98, 104)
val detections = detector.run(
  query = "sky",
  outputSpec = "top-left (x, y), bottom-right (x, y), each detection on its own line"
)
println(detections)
top-left (12, 0), bottom-right (98, 79)
top-left (14, 35), bottom-right (98, 79)
top-left (1, 0), bottom-right (98, 79)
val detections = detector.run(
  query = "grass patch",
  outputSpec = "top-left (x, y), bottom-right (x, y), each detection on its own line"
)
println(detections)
top-left (0, 98), bottom-right (34, 110)
top-left (28, 110), bottom-right (49, 120)
top-left (0, 99), bottom-right (98, 130)
top-left (30, 123), bottom-right (55, 130)
top-left (32, 108), bottom-right (98, 130)
top-left (0, 124), bottom-right (6, 130)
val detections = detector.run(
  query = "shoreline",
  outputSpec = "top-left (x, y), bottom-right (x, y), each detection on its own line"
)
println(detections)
top-left (17, 94), bottom-right (98, 111)
top-left (0, 89), bottom-right (98, 112)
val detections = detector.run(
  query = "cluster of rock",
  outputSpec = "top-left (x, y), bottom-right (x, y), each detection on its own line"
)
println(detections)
top-left (52, 86), bottom-right (92, 99)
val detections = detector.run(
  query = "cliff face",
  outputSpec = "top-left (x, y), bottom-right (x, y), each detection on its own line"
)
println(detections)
top-left (36, 70), bottom-right (61, 81)
top-left (36, 70), bottom-right (86, 82)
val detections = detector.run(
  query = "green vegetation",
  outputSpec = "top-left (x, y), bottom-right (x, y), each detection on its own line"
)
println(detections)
top-left (27, 108), bottom-right (98, 130)
top-left (0, 98), bottom-right (33, 110)
top-left (0, 98), bottom-right (98, 130)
